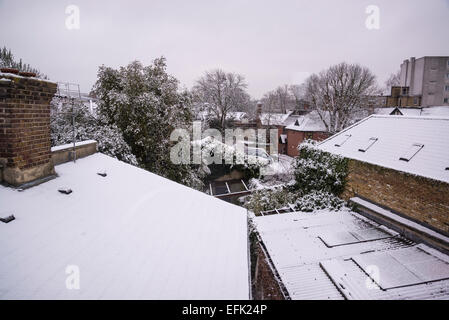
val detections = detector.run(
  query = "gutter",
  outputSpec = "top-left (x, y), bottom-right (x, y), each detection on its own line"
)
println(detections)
top-left (255, 232), bottom-right (291, 300)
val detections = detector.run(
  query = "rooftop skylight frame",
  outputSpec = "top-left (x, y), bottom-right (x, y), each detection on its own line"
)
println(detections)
top-left (399, 143), bottom-right (424, 162)
top-left (335, 134), bottom-right (352, 147)
top-left (358, 137), bottom-right (378, 152)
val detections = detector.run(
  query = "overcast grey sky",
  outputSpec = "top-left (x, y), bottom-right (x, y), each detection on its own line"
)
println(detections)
top-left (1, 0), bottom-right (448, 98)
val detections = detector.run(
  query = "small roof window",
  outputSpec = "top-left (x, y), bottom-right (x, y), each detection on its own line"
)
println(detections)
top-left (358, 137), bottom-right (378, 152)
top-left (399, 143), bottom-right (424, 162)
top-left (335, 134), bottom-right (351, 147)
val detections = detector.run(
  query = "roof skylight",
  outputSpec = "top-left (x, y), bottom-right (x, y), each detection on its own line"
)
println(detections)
top-left (358, 137), bottom-right (378, 152)
top-left (399, 143), bottom-right (424, 162)
top-left (335, 134), bottom-right (351, 147)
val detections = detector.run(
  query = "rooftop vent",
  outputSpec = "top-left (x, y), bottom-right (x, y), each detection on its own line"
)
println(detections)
top-left (97, 171), bottom-right (107, 177)
top-left (358, 137), bottom-right (378, 152)
top-left (335, 134), bottom-right (351, 147)
top-left (58, 188), bottom-right (72, 195)
top-left (0, 214), bottom-right (15, 223)
top-left (399, 143), bottom-right (424, 162)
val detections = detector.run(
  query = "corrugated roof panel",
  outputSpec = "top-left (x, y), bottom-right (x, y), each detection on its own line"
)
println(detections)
top-left (255, 210), bottom-right (449, 300)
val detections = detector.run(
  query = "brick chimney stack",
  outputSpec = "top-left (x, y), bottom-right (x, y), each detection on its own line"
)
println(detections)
top-left (0, 73), bottom-right (57, 186)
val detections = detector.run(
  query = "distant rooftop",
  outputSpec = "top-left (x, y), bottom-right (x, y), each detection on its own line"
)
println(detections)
top-left (285, 111), bottom-right (327, 132)
top-left (0, 153), bottom-right (249, 299)
top-left (260, 111), bottom-right (292, 126)
top-left (317, 115), bottom-right (449, 184)
top-left (375, 106), bottom-right (449, 117)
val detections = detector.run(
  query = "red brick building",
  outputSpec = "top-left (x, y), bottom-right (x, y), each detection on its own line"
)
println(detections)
top-left (285, 111), bottom-right (330, 157)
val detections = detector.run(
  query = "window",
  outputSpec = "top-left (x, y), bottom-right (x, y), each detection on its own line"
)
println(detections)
top-left (399, 143), bottom-right (424, 162)
top-left (445, 85), bottom-right (449, 91)
top-left (444, 98), bottom-right (449, 104)
top-left (447, 73), bottom-right (449, 79)
top-left (358, 137), bottom-right (378, 152)
top-left (335, 134), bottom-right (351, 147)
top-left (306, 132), bottom-right (313, 139)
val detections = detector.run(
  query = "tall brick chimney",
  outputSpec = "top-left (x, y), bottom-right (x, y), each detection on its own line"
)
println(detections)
top-left (0, 73), bottom-right (57, 186)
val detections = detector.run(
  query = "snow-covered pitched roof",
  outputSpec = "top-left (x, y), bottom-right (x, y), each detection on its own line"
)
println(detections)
top-left (255, 210), bottom-right (449, 300)
top-left (0, 153), bottom-right (249, 299)
top-left (285, 111), bottom-right (327, 132)
top-left (317, 115), bottom-right (449, 184)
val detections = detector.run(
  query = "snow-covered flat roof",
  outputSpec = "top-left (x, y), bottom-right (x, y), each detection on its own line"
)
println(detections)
top-left (255, 210), bottom-right (449, 300)
top-left (317, 115), bottom-right (449, 183)
top-left (0, 153), bottom-right (249, 299)
top-left (375, 106), bottom-right (449, 117)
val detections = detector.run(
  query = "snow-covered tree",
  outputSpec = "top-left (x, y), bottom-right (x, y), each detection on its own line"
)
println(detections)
top-left (242, 140), bottom-right (349, 215)
top-left (384, 70), bottom-right (401, 93)
top-left (50, 96), bottom-right (137, 165)
top-left (92, 57), bottom-right (202, 188)
top-left (293, 140), bottom-right (348, 196)
top-left (193, 69), bottom-right (251, 131)
top-left (304, 62), bottom-right (379, 133)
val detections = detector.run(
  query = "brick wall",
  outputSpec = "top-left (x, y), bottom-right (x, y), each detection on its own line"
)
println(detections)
top-left (0, 73), bottom-right (57, 186)
top-left (342, 159), bottom-right (449, 233)
top-left (286, 130), bottom-right (329, 157)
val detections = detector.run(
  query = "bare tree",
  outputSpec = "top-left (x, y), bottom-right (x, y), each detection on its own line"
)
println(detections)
top-left (274, 85), bottom-right (291, 114)
top-left (305, 62), bottom-right (379, 133)
top-left (385, 70), bottom-right (401, 93)
top-left (193, 69), bottom-right (250, 131)
top-left (260, 84), bottom-right (296, 117)
top-left (289, 84), bottom-right (306, 109)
